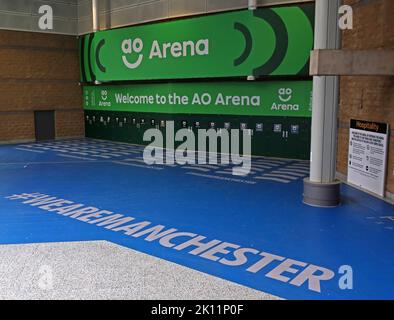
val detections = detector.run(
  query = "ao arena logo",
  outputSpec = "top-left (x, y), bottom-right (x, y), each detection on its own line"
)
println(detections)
top-left (80, 3), bottom-right (314, 82)
top-left (121, 37), bottom-right (209, 70)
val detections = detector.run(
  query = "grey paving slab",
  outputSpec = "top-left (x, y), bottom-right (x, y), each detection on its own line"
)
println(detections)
top-left (0, 241), bottom-right (280, 300)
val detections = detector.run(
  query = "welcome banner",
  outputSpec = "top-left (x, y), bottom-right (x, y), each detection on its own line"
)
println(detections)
top-left (80, 4), bottom-right (314, 82)
top-left (83, 81), bottom-right (312, 117)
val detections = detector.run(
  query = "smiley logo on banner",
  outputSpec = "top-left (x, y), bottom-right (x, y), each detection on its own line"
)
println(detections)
top-left (121, 38), bottom-right (144, 69)
top-left (80, 4), bottom-right (313, 82)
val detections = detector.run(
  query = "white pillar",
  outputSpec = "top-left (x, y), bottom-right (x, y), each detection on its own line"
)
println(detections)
top-left (248, 0), bottom-right (257, 10)
top-left (92, 0), bottom-right (99, 32)
top-left (303, 0), bottom-right (342, 207)
top-left (92, 0), bottom-right (101, 85)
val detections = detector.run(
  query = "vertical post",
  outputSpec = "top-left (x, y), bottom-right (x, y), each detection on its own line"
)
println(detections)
top-left (303, 0), bottom-right (342, 207)
top-left (248, 0), bottom-right (257, 10)
top-left (247, 0), bottom-right (256, 81)
top-left (92, 0), bottom-right (101, 85)
top-left (92, 0), bottom-right (99, 33)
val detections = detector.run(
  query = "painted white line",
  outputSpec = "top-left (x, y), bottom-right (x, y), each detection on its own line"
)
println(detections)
top-left (254, 159), bottom-right (286, 165)
top-left (14, 148), bottom-right (44, 153)
top-left (126, 158), bottom-right (172, 165)
top-left (46, 146), bottom-right (63, 150)
top-left (252, 164), bottom-right (273, 169)
top-left (215, 170), bottom-right (233, 175)
top-left (29, 146), bottom-right (51, 150)
top-left (282, 167), bottom-right (310, 173)
top-left (221, 168), bottom-right (257, 175)
top-left (124, 158), bottom-right (147, 163)
top-left (17, 145), bottom-right (35, 148)
top-left (235, 171), bottom-right (257, 176)
top-left (98, 148), bottom-right (124, 152)
top-left (288, 163), bottom-right (310, 168)
top-left (90, 139), bottom-right (145, 148)
top-left (186, 172), bottom-right (256, 185)
top-left (263, 173), bottom-right (298, 180)
top-left (216, 170), bottom-right (256, 176)
top-left (111, 151), bottom-right (139, 155)
top-left (113, 161), bottom-right (163, 170)
top-left (69, 152), bottom-right (92, 156)
top-left (252, 167), bottom-right (267, 172)
top-left (101, 153), bottom-right (123, 157)
top-left (57, 154), bottom-right (96, 161)
top-left (195, 164), bottom-right (220, 169)
top-left (254, 176), bottom-right (291, 184)
top-left (88, 154), bottom-right (112, 159)
top-left (79, 148), bottom-right (104, 152)
top-left (283, 164), bottom-right (310, 168)
top-left (182, 166), bottom-right (211, 172)
top-left (287, 166), bottom-right (310, 171)
top-left (53, 149), bottom-right (69, 153)
top-left (60, 148), bottom-right (81, 152)
top-left (271, 170), bottom-right (307, 177)
top-left (253, 162), bottom-right (282, 167)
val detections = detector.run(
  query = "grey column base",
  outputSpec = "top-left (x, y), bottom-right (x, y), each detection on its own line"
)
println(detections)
top-left (303, 178), bottom-right (341, 207)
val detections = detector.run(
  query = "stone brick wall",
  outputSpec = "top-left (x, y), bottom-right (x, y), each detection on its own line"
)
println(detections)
top-left (338, 0), bottom-right (394, 195)
top-left (0, 30), bottom-right (83, 142)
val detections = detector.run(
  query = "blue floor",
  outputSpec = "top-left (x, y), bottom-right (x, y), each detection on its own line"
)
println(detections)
top-left (0, 138), bottom-right (393, 299)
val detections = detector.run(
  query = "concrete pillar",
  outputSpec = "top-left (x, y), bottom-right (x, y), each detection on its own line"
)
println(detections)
top-left (248, 0), bottom-right (257, 10)
top-left (92, 0), bottom-right (101, 85)
top-left (92, 0), bottom-right (99, 33)
top-left (303, 0), bottom-right (342, 207)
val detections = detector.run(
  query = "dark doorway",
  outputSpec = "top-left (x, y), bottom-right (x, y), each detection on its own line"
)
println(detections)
top-left (34, 111), bottom-right (55, 141)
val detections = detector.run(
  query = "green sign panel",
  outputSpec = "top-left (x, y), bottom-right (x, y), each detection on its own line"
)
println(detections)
top-left (83, 81), bottom-right (312, 117)
top-left (80, 4), bottom-right (314, 82)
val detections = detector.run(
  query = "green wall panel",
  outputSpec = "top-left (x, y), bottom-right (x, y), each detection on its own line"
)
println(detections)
top-left (83, 80), bottom-right (312, 159)
top-left (85, 111), bottom-right (311, 160)
top-left (83, 81), bottom-right (312, 117)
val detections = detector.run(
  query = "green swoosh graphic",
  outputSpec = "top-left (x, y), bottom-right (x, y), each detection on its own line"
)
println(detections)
top-left (233, 22), bottom-right (253, 67)
top-left (253, 9), bottom-right (289, 76)
top-left (271, 7), bottom-right (314, 76)
top-left (95, 39), bottom-right (106, 73)
top-left (88, 33), bottom-right (96, 82)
